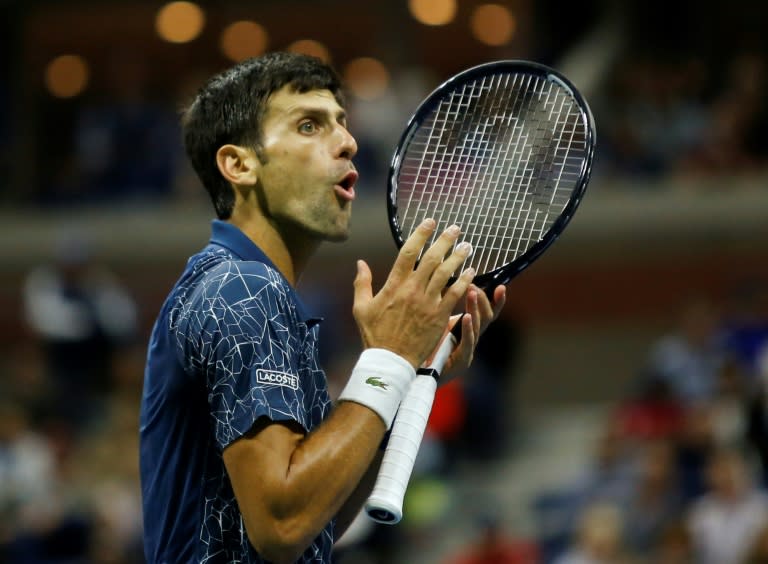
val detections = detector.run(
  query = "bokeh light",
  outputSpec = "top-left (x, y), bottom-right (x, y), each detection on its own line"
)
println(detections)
top-left (155, 1), bottom-right (205, 44)
top-left (287, 39), bottom-right (332, 63)
top-left (220, 20), bottom-right (268, 62)
top-left (44, 55), bottom-right (89, 98)
top-left (408, 0), bottom-right (457, 26)
top-left (343, 57), bottom-right (390, 101)
top-left (470, 4), bottom-right (516, 46)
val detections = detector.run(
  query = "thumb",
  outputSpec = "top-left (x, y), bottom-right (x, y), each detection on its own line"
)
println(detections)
top-left (353, 259), bottom-right (373, 305)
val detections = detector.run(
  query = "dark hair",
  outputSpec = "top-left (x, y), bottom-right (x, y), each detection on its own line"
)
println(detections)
top-left (182, 52), bottom-right (345, 219)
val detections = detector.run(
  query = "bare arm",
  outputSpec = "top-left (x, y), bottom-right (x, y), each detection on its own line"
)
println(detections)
top-left (223, 221), bottom-right (479, 562)
top-left (223, 402), bottom-right (385, 563)
top-left (334, 449), bottom-right (383, 540)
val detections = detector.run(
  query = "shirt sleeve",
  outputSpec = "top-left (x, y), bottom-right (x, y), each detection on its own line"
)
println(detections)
top-left (176, 260), bottom-right (309, 450)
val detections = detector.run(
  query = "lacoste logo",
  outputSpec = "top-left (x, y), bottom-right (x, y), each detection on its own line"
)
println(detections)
top-left (365, 376), bottom-right (388, 390)
top-left (256, 369), bottom-right (299, 390)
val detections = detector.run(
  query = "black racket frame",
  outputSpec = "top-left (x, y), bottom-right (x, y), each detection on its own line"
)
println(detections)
top-left (386, 59), bottom-right (596, 290)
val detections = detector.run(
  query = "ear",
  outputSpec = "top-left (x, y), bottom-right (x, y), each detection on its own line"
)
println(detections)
top-left (215, 144), bottom-right (259, 186)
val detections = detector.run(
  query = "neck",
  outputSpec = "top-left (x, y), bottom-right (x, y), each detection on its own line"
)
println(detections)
top-left (228, 209), bottom-right (319, 287)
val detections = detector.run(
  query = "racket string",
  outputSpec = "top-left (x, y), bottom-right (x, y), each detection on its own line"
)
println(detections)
top-left (429, 82), bottom-right (482, 253)
top-left (490, 73), bottom-right (545, 272)
top-left (403, 90), bottom-right (474, 259)
top-left (510, 78), bottom-right (570, 261)
top-left (397, 69), bottom-right (591, 278)
top-left (453, 74), bottom-right (510, 273)
top-left (473, 73), bottom-right (532, 274)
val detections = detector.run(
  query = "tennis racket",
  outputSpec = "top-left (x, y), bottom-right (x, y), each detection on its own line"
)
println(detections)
top-left (365, 60), bottom-right (595, 524)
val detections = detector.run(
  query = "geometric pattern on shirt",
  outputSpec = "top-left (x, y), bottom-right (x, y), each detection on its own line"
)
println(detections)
top-left (170, 246), bottom-right (333, 563)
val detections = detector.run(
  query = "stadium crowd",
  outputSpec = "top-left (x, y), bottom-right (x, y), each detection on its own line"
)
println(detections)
top-left (2, 242), bottom-right (768, 563)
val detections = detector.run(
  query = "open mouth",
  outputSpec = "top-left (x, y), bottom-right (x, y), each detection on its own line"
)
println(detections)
top-left (334, 170), bottom-right (358, 201)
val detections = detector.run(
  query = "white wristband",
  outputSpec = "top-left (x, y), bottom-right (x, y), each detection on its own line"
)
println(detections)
top-left (338, 348), bottom-right (416, 429)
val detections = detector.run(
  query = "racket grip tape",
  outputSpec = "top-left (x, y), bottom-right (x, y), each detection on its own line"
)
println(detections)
top-left (431, 327), bottom-right (459, 374)
top-left (364, 333), bottom-right (458, 524)
top-left (364, 373), bottom-right (438, 524)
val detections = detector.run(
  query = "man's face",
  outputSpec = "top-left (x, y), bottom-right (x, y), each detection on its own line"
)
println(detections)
top-left (255, 85), bottom-right (358, 243)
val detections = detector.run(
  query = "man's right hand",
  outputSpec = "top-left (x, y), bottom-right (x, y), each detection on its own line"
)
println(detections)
top-left (352, 218), bottom-right (475, 369)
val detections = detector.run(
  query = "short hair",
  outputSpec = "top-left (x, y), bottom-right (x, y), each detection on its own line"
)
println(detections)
top-left (182, 52), bottom-right (345, 219)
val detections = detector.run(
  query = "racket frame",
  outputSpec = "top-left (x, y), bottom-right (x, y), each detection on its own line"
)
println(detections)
top-left (386, 59), bottom-right (596, 290)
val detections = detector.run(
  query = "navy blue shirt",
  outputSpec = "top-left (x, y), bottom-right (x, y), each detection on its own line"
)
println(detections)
top-left (140, 220), bottom-right (333, 563)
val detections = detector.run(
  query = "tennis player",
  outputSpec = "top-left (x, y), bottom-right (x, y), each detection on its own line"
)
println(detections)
top-left (139, 52), bottom-right (505, 563)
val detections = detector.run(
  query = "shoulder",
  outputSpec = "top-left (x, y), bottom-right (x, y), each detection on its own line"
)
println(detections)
top-left (178, 255), bottom-right (297, 335)
top-left (174, 245), bottom-right (286, 307)
top-left (198, 258), bottom-right (290, 310)
top-left (170, 254), bottom-right (296, 363)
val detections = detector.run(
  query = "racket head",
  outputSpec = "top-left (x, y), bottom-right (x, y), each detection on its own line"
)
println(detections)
top-left (387, 60), bottom-right (596, 289)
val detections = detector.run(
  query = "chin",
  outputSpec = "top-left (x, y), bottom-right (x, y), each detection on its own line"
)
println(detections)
top-left (324, 228), bottom-right (351, 243)
top-left (324, 213), bottom-right (352, 242)
top-left (301, 220), bottom-right (350, 243)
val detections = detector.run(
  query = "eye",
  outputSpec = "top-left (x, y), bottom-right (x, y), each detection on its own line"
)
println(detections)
top-left (298, 120), bottom-right (317, 134)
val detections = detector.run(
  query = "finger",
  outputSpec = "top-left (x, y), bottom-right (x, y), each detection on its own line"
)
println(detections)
top-left (352, 259), bottom-right (373, 306)
top-left (456, 311), bottom-right (476, 366)
top-left (425, 240), bottom-right (473, 296)
top-left (474, 285), bottom-right (506, 338)
top-left (476, 284), bottom-right (503, 324)
top-left (413, 224), bottom-right (462, 288)
top-left (464, 309), bottom-right (477, 348)
top-left (386, 218), bottom-right (436, 286)
top-left (440, 266), bottom-right (476, 314)
top-left (466, 286), bottom-right (481, 342)
top-left (491, 285), bottom-right (507, 319)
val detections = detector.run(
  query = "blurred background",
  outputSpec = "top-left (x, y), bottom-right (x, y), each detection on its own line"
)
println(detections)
top-left (1, 0), bottom-right (767, 562)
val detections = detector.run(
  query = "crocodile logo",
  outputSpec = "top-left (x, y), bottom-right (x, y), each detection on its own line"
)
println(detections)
top-left (365, 376), bottom-right (388, 390)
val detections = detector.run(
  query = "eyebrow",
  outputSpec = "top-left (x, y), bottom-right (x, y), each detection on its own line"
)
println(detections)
top-left (288, 105), bottom-right (347, 125)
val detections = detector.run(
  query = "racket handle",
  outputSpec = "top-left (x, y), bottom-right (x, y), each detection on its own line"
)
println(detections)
top-left (428, 327), bottom-right (458, 374)
top-left (365, 333), bottom-right (457, 524)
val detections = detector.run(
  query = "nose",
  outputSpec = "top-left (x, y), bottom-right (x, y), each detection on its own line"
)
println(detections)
top-left (335, 124), bottom-right (358, 160)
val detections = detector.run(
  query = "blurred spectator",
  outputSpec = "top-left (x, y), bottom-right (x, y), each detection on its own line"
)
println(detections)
top-left (72, 398), bottom-right (144, 563)
top-left (0, 397), bottom-right (92, 563)
top-left (720, 281), bottom-right (768, 387)
top-left (621, 439), bottom-right (684, 555)
top-left (642, 298), bottom-right (725, 407)
top-left (69, 50), bottom-right (180, 204)
top-left (719, 281), bottom-right (768, 484)
top-left (443, 512), bottom-right (539, 564)
top-left (674, 403), bottom-right (719, 503)
top-left (613, 376), bottom-right (685, 443)
top-left (22, 231), bottom-right (137, 432)
top-left (553, 502), bottom-right (631, 564)
top-left (595, 41), bottom-right (768, 181)
top-left (687, 51), bottom-right (768, 174)
top-left (532, 423), bottom-right (639, 561)
top-left (0, 400), bottom-right (57, 538)
top-left (687, 447), bottom-right (768, 564)
top-left (596, 55), bottom-right (711, 180)
top-left (709, 359), bottom-right (749, 449)
top-left (0, 393), bottom-right (145, 563)
top-left (568, 423), bottom-right (638, 511)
